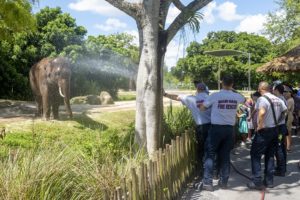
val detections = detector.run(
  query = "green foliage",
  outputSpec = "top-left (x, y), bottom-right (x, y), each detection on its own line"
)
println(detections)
top-left (264, 0), bottom-right (300, 53)
top-left (0, 0), bottom-right (36, 40)
top-left (117, 92), bottom-right (136, 101)
top-left (172, 31), bottom-right (275, 89)
top-left (162, 104), bottom-right (195, 145)
top-left (35, 7), bottom-right (87, 58)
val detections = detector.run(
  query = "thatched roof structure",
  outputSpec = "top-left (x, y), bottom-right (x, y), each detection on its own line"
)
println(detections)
top-left (256, 45), bottom-right (300, 73)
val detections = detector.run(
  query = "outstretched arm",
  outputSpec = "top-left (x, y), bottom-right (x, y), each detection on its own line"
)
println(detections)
top-left (163, 91), bottom-right (181, 101)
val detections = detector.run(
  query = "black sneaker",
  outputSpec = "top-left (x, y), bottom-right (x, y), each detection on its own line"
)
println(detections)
top-left (247, 182), bottom-right (265, 190)
top-left (194, 182), bottom-right (214, 192)
top-left (274, 171), bottom-right (285, 177)
top-left (218, 180), bottom-right (228, 189)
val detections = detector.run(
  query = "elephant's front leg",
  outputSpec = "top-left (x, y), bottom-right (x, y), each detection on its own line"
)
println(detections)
top-left (41, 87), bottom-right (51, 120)
top-left (52, 92), bottom-right (60, 120)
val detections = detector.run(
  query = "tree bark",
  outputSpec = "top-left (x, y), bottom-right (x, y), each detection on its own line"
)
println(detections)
top-left (135, 1), bottom-right (161, 156)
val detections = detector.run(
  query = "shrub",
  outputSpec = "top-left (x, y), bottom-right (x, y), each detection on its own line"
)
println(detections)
top-left (162, 103), bottom-right (195, 145)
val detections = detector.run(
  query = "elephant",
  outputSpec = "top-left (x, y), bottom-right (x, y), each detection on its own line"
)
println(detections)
top-left (29, 57), bottom-right (73, 120)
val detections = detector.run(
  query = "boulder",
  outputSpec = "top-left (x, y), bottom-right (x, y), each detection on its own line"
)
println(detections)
top-left (99, 91), bottom-right (114, 105)
top-left (86, 95), bottom-right (101, 105)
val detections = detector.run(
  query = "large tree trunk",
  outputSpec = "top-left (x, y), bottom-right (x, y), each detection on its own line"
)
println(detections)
top-left (104, 0), bottom-right (212, 156)
top-left (135, 2), bottom-right (161, 156)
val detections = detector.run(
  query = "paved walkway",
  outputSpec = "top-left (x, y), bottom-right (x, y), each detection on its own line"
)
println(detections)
top-left (181, 135), bottom-right (300, 200)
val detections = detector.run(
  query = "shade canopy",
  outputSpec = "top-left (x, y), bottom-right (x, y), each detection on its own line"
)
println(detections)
top-left (256, 45), bottom-right (300, 73)
top-left (204, 49), bottom-right (246, 57)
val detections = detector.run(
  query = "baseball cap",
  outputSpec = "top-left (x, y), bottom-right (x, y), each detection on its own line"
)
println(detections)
top-left (196, 83), bottom-right (207, 90)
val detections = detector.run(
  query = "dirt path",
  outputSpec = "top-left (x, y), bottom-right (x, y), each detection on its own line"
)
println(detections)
top-left (0, 99), bottom-right (181, 124)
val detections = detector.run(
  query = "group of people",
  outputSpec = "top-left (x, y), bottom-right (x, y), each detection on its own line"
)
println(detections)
top-left (163, 75), bottom-right (299, 191)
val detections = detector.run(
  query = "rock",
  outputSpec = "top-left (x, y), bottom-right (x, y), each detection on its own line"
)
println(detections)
top-left (99, 91), bottom-right (114, 105)
top-left (70, 96), bottom-right (87, 104)
top-left (86, 95), bottom-right (101, 105)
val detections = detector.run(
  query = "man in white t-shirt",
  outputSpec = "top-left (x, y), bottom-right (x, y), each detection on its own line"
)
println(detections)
top-left (247, 82), bottom-right (287, 190)
top-left (196, 75), bottom-right (245, 191)
top-left (164, 82), bottom-right (211, 174)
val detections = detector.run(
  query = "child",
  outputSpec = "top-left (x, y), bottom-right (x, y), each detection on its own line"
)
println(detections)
top-left (237, 104), bottom-right (248, 146)
top-left (245, 99), bottom-right (254, 143)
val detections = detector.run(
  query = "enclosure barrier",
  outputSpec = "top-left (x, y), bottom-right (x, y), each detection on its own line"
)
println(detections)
top-left (104, 130), bottom-right (195, 200)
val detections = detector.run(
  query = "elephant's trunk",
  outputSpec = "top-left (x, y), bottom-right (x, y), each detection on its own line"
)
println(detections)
top-left (59, 86), bottom-right (65, 98)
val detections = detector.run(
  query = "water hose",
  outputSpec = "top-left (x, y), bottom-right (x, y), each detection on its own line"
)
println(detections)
top-left (230, 161), bottom-right (266, 200)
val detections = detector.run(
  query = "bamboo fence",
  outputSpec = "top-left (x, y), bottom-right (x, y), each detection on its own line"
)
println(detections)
top-left (104, 130), bottom-right (195, 200)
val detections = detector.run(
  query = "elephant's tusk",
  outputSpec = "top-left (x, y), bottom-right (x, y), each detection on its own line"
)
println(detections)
top-left (59, 86), bottom-right (65, 98)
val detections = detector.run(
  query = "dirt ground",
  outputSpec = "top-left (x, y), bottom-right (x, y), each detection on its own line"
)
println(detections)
top-left (0, 98), bottom-right (181, 124)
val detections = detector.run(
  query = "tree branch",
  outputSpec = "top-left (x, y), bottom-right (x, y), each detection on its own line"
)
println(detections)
top-left (172, 0), bottom-right (185, 11)
top-left (159, 0), bottom-right (172, 30)
top-left (166, 0), bottom-right (212, 45)
top-left (104, 0), bottom-right (141, 20)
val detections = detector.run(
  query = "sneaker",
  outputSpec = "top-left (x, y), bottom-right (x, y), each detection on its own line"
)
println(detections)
top-left (274, 171), bottom-right (285, 177)
top-left (246, 138), bottom-right (252, 144)
top-left (218, 180), bottom-right (228, 189)
top-left (213, 171), bottom-right (219, 180)
top-left (247, 182), bottom-right (264, 190)
top-left (194, 182), bottom-right (214, 192)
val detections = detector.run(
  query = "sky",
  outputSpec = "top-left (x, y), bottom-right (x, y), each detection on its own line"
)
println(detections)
top-left (33, 0), bottom-right (279, 68)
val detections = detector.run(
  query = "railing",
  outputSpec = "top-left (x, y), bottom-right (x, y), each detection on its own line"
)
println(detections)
top-left (104, 130), bottom-right (195, 200)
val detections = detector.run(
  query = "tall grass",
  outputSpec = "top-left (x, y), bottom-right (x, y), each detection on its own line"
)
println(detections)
top-left (0, 107), bottom-right (193, 199)
top-left (0, 145), bottom-right (147, 200)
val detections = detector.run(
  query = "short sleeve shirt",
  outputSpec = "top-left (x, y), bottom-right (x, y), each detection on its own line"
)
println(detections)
top-left (179, 92), bottom-right (211, 125)
top-left (255, 93), bottom-right (287, 128)
top-left (203, 90), bottom-right (245, 125)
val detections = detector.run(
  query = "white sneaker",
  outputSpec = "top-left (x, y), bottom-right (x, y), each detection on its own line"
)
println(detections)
top-left (240, 141), bottom-right (246, 146)
top-left (246, 138), bottom-right (252, 144)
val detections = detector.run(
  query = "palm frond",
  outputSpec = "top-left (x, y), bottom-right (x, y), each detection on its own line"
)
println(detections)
top-left (185, 11), bottom-right (203, 33)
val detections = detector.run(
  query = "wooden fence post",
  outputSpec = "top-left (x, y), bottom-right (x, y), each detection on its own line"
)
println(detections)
top-left (121, 178), bottom-right (127, 200)
top-left (131, 168), bottom-right (139, 200)
top-left (138, 163), bottom-right (145, 199)
top-left (148, 160), bottom-right (154, 200)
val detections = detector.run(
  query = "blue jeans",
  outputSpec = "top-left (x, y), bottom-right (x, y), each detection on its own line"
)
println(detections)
top-left (275, 124), bottom-right (287, 173)
top-left (203, 125), bottom-right (234, 185)
top-left (195, 124), bottom-right (211, 160)
top-left (250, 128), bottom-right (278, 185)
top-left (195, 124), bottom-right (211, 176)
